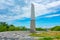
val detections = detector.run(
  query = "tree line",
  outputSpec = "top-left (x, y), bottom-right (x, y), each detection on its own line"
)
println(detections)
top-left (0, 22), bottom-right (29, 32)
top-left (0, 22), bottom-right (60, 32)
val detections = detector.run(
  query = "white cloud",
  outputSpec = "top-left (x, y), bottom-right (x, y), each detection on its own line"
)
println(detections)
top-left (0, 15), bottom-right (25, 22)
top-left (0, 0), bottom-right (5, 3)
top-left (32, 1), bottom-right (60, 17)
top-left (5, 0), bottom-right (15, 6)
top-left (46, 1), bottom-right (60, 8)
top-left (23, 1), bottom-right (60, 17)
top-left (0, 0), bottom-right (15, 6)
top-left (0, 4), bottom-right (6, 9)
top-left (10, 5), bottom-right (21, 14)
top-left (0, 0), bottom-right (15, 10)
top-left (22, 6), bottom-right (31, 18)
top-left (0, 0), bottom-right (60, 21)
top-left (45, 14), bottom-right (60, 18)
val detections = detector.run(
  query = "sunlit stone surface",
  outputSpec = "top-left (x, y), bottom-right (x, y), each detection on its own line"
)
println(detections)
top-left (30, 3), bottom-right (36, 33)
top-left (0, 31), bottom-right (36, 40)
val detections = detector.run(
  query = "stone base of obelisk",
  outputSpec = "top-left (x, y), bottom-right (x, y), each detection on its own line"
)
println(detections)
top-left (30, 29), bottom-right (36, 33)
top-left (30, 20), bottom-right (36, 33)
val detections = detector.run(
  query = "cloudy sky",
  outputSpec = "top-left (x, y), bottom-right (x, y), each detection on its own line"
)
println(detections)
top-left (0, 0), bottom-right (60, 28)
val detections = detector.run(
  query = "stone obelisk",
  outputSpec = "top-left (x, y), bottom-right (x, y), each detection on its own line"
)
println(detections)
top-left (30, 3), bottom-right (36, 33)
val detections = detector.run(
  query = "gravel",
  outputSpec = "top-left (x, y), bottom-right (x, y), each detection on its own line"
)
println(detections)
top-left (0, 31), bottom-right (37, 40)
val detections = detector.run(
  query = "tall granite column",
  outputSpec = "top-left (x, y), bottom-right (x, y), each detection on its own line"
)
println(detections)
top-left (30, 3), bottom-right (36, 33)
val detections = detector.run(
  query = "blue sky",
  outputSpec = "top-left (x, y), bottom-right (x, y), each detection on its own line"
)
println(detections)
top-left (0, 0), bottom-right (60, 28)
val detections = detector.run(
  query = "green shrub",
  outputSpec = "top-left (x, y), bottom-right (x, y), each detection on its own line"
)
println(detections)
top-left (51, 26), bottom-right (60, 31)
top-left (36, 28), bottom-right (46, 31)
top-left (39, 37), bottom-right (53, 40)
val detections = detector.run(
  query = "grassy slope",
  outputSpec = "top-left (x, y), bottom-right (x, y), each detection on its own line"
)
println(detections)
top-left (30, 31), bottom-right (60, 40)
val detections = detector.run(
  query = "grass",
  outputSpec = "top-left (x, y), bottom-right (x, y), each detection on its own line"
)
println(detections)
top-left (39, 37), bottom-right (53, 40)
top-left (30, 31), bottom-right (60, 40)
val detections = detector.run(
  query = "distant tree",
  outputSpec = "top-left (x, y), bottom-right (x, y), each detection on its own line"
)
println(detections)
top-left (36, 28), bottom-right (46, 31)
top-left (8, 25), bottom-right (15, 31)
top-left (20, 26), bottom-right (27, 31)
top-left (51, 26), bottom-right (60, 31)
top-left (0, 22), bottom-right (8, 31)
top-left (15, 27), bottom-right (20, 31)
top-left (0, 22), bottom-right (30, 32)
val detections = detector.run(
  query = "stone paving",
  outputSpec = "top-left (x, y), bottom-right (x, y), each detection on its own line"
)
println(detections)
top-left (0, 31), bottom-right (37, 40)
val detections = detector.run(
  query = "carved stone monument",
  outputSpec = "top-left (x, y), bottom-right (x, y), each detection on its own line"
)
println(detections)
top-left (30, 3), bottom-right (36, 33)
